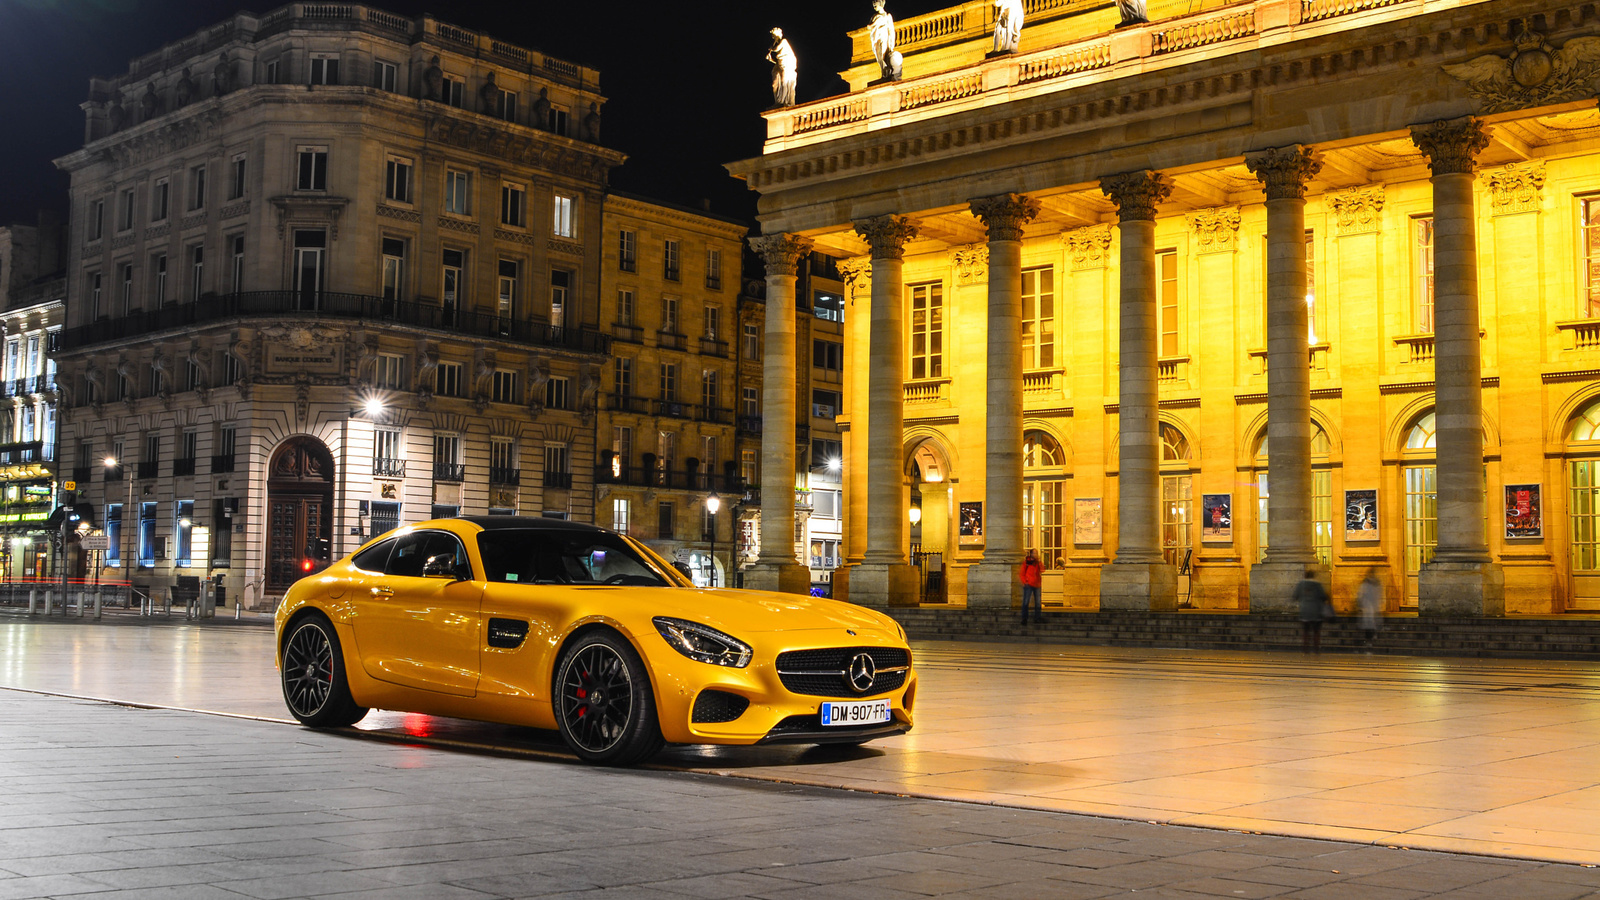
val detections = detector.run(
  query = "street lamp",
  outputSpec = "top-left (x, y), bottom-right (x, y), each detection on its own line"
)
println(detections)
top-left (705, 492), bottom-right (720, 587)
top-left (104, 455), bottom-right (134, 584)
top-left (342, 397), bottom-right (387, 555)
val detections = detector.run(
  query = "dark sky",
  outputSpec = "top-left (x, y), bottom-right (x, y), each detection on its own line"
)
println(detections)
top-left (0, 0), bottom-right (952, 228)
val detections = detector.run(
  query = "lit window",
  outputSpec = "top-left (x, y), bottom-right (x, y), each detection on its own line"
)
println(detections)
top-left (1415, 216), bottom-right (1435, 333)
top-left (444, 169), bottom-right (471, 216)
top-left (552, 194), bottom-right (575, 238)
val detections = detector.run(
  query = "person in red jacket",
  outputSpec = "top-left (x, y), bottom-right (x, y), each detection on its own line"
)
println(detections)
top-left (1020, 550), bottom-right (1043, 625)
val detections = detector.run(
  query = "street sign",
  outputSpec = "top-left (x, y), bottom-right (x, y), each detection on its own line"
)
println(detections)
top-left (80, 535), bottom-right (110, 551)
top-left (63, 481), bottom-right (76, 490)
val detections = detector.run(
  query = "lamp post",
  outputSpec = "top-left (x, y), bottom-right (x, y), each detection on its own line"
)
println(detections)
top-left (705, 492), bottom-right (720, 587)
top-left (341, 397), bottom-right (386, 559)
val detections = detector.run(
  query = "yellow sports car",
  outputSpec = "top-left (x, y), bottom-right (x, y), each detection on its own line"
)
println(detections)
top-left (274, 517), bottom-right (916, 765)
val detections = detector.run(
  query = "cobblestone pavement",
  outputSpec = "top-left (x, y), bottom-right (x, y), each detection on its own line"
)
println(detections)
top-left (4, 617), bottom-right (1600, 870)
top-left (7, 690), bottom-right (1600, 900)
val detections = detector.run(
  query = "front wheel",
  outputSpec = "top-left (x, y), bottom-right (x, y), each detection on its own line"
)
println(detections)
top-left (554, 631), bottom-right (663, 765)
top-left (281, 613), bottom-right (368, 728)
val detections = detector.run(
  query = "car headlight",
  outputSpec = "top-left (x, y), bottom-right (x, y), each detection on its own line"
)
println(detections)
top-left (653, 617), bottom-right (752, 668)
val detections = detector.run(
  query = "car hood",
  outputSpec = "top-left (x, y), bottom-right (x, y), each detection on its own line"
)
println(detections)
top-left (634, 587), bottom-right (902, 639)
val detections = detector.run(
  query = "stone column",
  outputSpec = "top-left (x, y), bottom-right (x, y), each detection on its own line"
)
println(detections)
top-left (1098, 170), bottom-right (1178, 610)
top-left (744, 232), bottom-right (814, 595)
top-left (1245, 145), bottom-right (1326, 613)
top-left (1411, 117), bottom-right (1505, 616)
top-left (966, 193), bottom-right (1042, 608)
top-left (850, 214), bottom-right (920, 608)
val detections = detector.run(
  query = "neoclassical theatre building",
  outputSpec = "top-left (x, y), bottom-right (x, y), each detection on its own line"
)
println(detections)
top-left (730, 0), bottom-right (1600, 615)
top-left (54, 5), bottom-right (620, 607)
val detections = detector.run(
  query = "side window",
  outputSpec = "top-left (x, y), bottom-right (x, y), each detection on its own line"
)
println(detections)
top-left (385, 530), bottom-right (468, 578)
top-left (351, 539), bottom-right (396, 572)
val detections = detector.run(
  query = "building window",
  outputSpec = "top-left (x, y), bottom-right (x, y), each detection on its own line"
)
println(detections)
top-left (490, 259), bottom-right (518, 331)
top-left (182, 358), bottom-right (201, 392)
top-left (663, 239), bottom-right (680, 281)
top-left (812, 389), bottom-right (840, 420)
top-left (742, 386), bottom-right (758, 417)
top-left (296, 146), bottom-right (328, 191)
top-left (309, 55), bottom-right (340, 85)
top-left (374, 353), bottom-right (405, 390)
top-left (441, 248), bottom-right (465, 316)
top-left (612, 498), bottom-right (630, 534)
top-left (546, 375), bottom-right (569, 410)
top-left (152, 254), bottom-right (168, 306)
top-left (657, 502), bottom-right (674, 539)
top-left (442, 75), bottom-right (464, 107)
top-left (1022, 266), bottom-right (1055, 369)
top-left (188, 165), bottom-right (207, 211)
top-left (385, 156), bottom-right (413, 203)
top-left (118, 188), bottom-right (135, 232)
top-left (657, 430), bottom-right (676, 474)
top-left (381, 237), bottom-right (406, 304)
top-left (218, 424), bottom-right (236, 462)
top-left (614, 357), bottom-right (633, 397)
top-left (212, 498), bottom-right (234, 565)
top-left (501, 182), bottom-right (526, 227)
top-left (704, 305), bottom-right (721, 340)
top-left (435, 433), bottom-right (463, 481)
top-left (814, 292), bottom-right (844, 322)
top-left (701, 370), bottom-right (719, 411)
top-left (151, 178), bottom-right (169, 222)
top-left (373, 60), bottom-right (398, 92)
top-left (612, 426), bottom-right (632, 475)
top-left (106, 504), bottom-right (122, 567)
top-left (547, 105), bottom-right (568, 135)
top-left (552, 194), bottom-right (575, 238)
top-left (189, 245), bottom-right (204, 301)
top-left (1158, 249), bottom-right (1179, 356)
top-left (229, 234), bottom-right (245, 293)
top-left (444, 169), bottom-right (471, 216)
top-left (492, 369), bottom-right (519, 404)
top-left (544, 443), bottom-right (570, 487)
top-left (619, 229), bottom-right (636, 271)
top-left (813, 339), bottom-right (842, 374)
top-left (1306, 231), bottom-right (1319, 343)
top-left (812, 438), bottom-right (842, 470)
top-left (1415, 216), bottom-right (1435, 333)
top-left (814, 490), bottom-right (842, 520)
top-left (495, 89), bottom-right (517, 121)
top-left (743, 323), bottom-right (759, 359)
top-left (89, 273), bottom-right (103, 320)
top-left (89, 198), bottom-right (104, 241)
top-left (229, 154), bottom-right (247, 200)
top-left (661, 295), bottom-right (679, 333)
top-left (435, 362), bottom-right (462, 397)
top-left (223, 354), bottom-right (242, 386)
top-left (265, 58), bottom-right (280, 84)
top-left (1584, 198), bottom-right (1600, 319)
top-left (550, 270), bottom-right (569, 328)
top-left (292, 230), bottom-right (326, 307)
top-left (741, 449), bottom-right (756, 485)
top-left (179, 430), bottom-right (198, 468)
top-left (909, 282), bottom-right (943, 379)
top-left (138, 501), bottom-right (157, 568)
top-left (660, 363), bottom-right (677, 401)
top-left (175, 500), bottom-right (194, 567)
top-left (371, 501), bottom-right (400, 536)
top-left (617, 289), bottom-right (635, 326)
top-left (374, 426), bottom-right (402, 477)
top-left (702, 435), bottom-right (719, 474)
top-left (706, 248), bottom-right (723, 290)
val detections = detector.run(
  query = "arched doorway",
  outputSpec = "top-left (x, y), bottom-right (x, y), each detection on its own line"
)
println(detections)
top-left (1253, 423), bottom-right (1333, 567)
top-left (907, 438), bottom-right (952, 603)
top-left (1022, 429), bottom-right (1068, 570)
top-left (1159, 423), bottom-right (1195, 570)
top-left (1400, 412), bottom-right (1438, 605)
top-left (267, 436), bottom-right (335, 591)
top-left (1566, 400), bottom-right (1600, 609)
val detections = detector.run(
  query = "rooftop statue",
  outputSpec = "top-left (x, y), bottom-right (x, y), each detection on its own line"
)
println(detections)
top-left (993, 0), bottom-right (1024, 54)
top-left (768, 28), bottom-right (798, 107)
top-left (869, 1), bottom-right (904, 82)
top-left (1116, 0), bottom-right (1150, 26)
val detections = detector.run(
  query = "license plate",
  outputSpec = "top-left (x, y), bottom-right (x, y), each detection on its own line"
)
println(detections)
top-left (820, 699), bottom-right (891, 726)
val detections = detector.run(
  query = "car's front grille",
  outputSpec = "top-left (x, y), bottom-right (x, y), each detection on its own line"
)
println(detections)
top-left (691, 689), bottom-right (749, 723)
top-left (774, 646), bottom-right (910, 698)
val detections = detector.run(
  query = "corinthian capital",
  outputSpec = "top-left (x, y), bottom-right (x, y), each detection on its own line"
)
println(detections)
top-left (1244, 145), bottom-right (1322, 201)
top-left (853, 215), bottom-right (920, 260)
top-left (748, 233), bottom-right (815, 276)
top-left (1409, 117), bottom-right (1490, 176)
top-left (969, 193), bottom-right (1042, 242)
top-left (837, 256), bottom-right (872, 300)
top-left (1100, 170), bottom-right (1171, 222)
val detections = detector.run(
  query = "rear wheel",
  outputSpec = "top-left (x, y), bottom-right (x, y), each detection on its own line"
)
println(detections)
top-left (554, 631), bottom-right (663, 765)
top-left (281, 613), bottom-right (368, 728)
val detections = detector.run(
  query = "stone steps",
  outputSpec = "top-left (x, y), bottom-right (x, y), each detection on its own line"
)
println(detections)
top-left (885, 609), bottom-right (1600, 659)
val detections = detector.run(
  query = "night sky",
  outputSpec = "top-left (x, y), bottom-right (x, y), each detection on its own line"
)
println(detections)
top-left (0, 0), bottom-right (954, 229)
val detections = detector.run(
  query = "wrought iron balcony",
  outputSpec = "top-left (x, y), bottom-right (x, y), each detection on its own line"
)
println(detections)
top-left (607, 394), bottom-right (651, 414)
top-left (0, 441), bottom-right (45, 466)
top-left (738, 415), bottom-right (762, 434)
top-left (373, 457), bottom-right (406, 478)
top-left (104, 464), bottom-right (125, 482)
top-left (543, 470), bottom-right (573, 489)
top-left (137, 461), bottom-right (158, 479)
top-left (71, 467), bottom-right (90, 484)
top-left (60, 291), bottom-right (610, 355)
top-left (173, 457), bottom-right (196, 477)
top-left (594, 464), bottom-right (745, 494)
top-left (211, 454), bottom-right (236, 474)
top-left (489, 466), bottom-right (520, 486)
top-left (433, 462), bottom-right (464, 483)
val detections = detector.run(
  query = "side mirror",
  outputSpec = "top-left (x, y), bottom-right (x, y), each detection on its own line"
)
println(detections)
top-left (672, 561), bottom-right (694, 582)
top-left (422, 552), bottom-right (468, 580)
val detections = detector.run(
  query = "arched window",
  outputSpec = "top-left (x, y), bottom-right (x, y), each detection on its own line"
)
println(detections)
top-left (1023, 430), bottom-right (1063, 468)
top-left (1254, 423), bottom-right (1333, 567)
top-left (1254, 424), bottom-right (1331, 461)
top-left (1571, 401), bottom-right (1600, 442)
top-left (1406, 412), bottom-right (1437, 450)
top-left (1022, 430), bottom-right (1066, 569)
top-left (1568, 399), bottom-right (1600, 605)
top-left (1160, 423), bottom-right (1191, 462)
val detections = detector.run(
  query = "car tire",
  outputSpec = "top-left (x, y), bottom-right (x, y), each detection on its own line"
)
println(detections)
top-left (281, 612), bottom-right (368, 728)
top-left (554, 630), bottom-right (664, 766)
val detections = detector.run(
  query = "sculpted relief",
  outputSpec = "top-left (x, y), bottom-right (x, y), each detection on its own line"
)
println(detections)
top-left (1443, 30), bottom-right (1600, 113)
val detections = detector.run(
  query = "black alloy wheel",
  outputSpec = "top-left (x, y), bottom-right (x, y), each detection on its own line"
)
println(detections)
top-left (281, 613), bottom-right (368, 728)
top-left (555, 631), bottom-right (663, 765)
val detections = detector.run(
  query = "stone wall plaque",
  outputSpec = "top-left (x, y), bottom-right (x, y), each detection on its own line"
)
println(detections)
top-left (264, 342), bottom-right (343, 375)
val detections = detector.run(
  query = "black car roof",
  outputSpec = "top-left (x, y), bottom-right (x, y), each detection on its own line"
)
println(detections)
top-left (456, 516), bottom-right (612, 534)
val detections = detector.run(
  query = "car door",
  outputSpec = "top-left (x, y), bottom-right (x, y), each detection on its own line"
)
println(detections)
top-left (348, 528), bottom-right (482, 697)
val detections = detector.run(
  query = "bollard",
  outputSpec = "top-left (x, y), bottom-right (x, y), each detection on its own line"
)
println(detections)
top-left (77, 588), bottom-right (86, 618)
top-left (93, 587), bottom-right (102, 620)
top-left (43, 587), bottom-right (53, 616)
top-left (27, 587), bottom-right (37, 616)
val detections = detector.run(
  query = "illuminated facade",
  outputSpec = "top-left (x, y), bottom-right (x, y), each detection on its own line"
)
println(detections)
top-left (0, 220), bottom-right (65, 579)
top-left (729, 0), bottom-right (1600, 614)
top-left (53, 5), bottom-right (620, 607)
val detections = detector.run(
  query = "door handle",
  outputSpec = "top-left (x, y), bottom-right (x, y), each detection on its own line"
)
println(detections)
top-left (371, 586), bottom-right (394, 596)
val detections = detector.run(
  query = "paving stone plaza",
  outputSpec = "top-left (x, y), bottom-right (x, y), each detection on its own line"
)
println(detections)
top-left (4, 617), bottom-right (1600, 898)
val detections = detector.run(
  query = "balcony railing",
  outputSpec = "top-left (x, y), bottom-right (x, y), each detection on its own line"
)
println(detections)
top-left (372, 457), bottom-right (406, 478)
top-left (434, 462), bottom-right (465, 483)
top-left (543, 470), bottom-right (573, 489)
top-left (137, 461), bottom-right (159, 479)
top-left (699, 337), bottom-right (729, 358)
top-left (607, 394), bottom-right (651, 414)
top-left (653, 399), bottom-right (693, 420)
top-left (60, 291), bottom-right (610, 355)
top-left (489, 466), bottom-right (521, 486)
top-left (0, 442), bottom-right (46, 466)
top-left (738, 415), bottom-right (762, 434)
top-left (173, 457), bottom-right (196, 477)
top-left (211, 454), bottom-right (235, 474)
top-left (72, 466), bottom-right (90, 484)
top-left (595, 465), bottom-right (746, 493)
top-left (105, 464), bottom-right (125, 482)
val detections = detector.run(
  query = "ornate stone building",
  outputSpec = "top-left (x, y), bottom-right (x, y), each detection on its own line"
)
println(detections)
top-left (53, 5), bottom-right (621, 607)
top-left (597, 192), bottom-right (746, 585)
top-left (730, 0), bottom-right (1600, 615)
top-left (0, 218), bottom-right (65, 579)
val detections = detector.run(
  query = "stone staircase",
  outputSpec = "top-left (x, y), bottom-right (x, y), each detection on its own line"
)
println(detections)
top-left (885, 608), bottom-right (1600, 659)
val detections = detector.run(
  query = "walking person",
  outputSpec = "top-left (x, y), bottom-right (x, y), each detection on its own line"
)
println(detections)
top-left (1019, 550), bottom-right (1042, 626)
top-left (1358, 567), bottom-right (1384, 650)
top-left (1294, 569), bottom-right (1330, 654)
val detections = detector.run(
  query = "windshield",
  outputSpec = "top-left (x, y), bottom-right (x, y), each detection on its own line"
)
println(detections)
top-left (476, 529), bottom-right (672, 587)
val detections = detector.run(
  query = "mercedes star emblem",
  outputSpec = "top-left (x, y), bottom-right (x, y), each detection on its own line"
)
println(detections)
top-left (848, 652), bottom-right (877, 694)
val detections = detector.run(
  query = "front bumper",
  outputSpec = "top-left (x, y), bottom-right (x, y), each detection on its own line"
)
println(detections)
top-left (757, 714), bottom-right (911, 745)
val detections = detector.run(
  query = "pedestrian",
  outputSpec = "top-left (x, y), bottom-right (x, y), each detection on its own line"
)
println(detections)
top-left (1358, 567), bottom-right (1384, 650)
top-left (1294, 569), bottom-right (1330, 654)
top-left (1019, 550), bottom-right (1042, 625)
